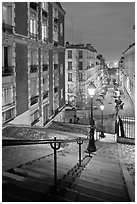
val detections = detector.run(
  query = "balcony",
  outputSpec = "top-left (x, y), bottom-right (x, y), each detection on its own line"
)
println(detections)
top-left (54, 86), bottom-right (58, 93)
top-left (2, 22), bottom-right (13, 34)
top-left (43, 91), bottom-right (48, 99)
top-left (29, 32), bottom-right (38, 40)
top-left (30, 95), bottom-right (38, 106)
top-left (42, 9), bottom-right (48, 17)
top-left (30, 65), bottom-right (38, 73)
top-left (2, 66), bottom-right (14, 76)
top-left (54, 64), bottom-right (58, 70)
top-left (54, 17), bottom-right (58, 23)
top-left (43, 64), bottom-right (48, 71)
top-left (30, 2), bottom-right (38, 10)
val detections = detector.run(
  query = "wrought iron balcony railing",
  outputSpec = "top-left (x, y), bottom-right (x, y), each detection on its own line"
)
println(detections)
top-left (30, 2), bottom-right (38, 10)
top-left (54, 64), bottom-right (58, 70)
top-left (2, 22), bottom-right (13, 34)
top-left (30, 95), bottom-right (38, 106)
top-left (2, 66), bottom-right (14, 76)
top-left (43, 91), bottom-right (48, 99)
top-left (43, 64), bottom-right (49, 71)
top-left (42, 9), bottom-right (48, 17)
top-left (54, 86), bottom-right (58, 93)
top-left (29, 32), bottom-right (38, 40)
top-left (30, 65), bottom-right (38, 73)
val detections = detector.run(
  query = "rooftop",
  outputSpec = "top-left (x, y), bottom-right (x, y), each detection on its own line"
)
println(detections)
top-left (65, 43), bottom-right (97, 52)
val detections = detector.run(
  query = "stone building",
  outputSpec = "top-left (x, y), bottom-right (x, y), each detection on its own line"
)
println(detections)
top-left (2, 2), bottom-right (66, 126)
top-left (65, 43), bottom-right (102, 108)
top-left (120, 43), bottom-right (135, 106)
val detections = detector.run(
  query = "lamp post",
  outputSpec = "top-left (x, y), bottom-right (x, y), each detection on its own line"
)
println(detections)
top-left (85, 82), bottom-right (96, 154)
top-left (100, 103), bottom-right (105, 138)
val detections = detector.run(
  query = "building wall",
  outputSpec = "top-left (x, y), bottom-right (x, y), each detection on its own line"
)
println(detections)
top-left (65, 45), bottom-right (99, 108)
top-left (123, 44), bottom-right (135, 105)
top-left (2, 2), bottom-right (66, 126)
top-left (15, 43), bottom-right (28, 115)
top-left (14, 2), bottom-right (28, 36)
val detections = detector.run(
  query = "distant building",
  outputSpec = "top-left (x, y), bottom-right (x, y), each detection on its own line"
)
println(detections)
top-left (122, 43), bottom-right (135, 105)
top-left (65, 43), bottom-right (102, 108)
top-left (2, 2), bottom-right (66, 126)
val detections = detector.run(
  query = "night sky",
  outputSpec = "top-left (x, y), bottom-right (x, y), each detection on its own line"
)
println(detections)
top-left (61, 1), bottom-right (135, 63)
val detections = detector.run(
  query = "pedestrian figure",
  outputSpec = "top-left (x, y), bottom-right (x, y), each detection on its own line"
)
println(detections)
top-left (119, 116), bottom-right (125, 137)
top-left (69, 118), bottom-right (72, 123)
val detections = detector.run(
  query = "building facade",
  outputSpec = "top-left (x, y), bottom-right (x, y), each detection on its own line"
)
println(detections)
top-left (2, 2), bottom-right (66, 126)
top-left (121, 43), bottom-right (135, 105)
top-left (65, 43), bottom-right (102, 108)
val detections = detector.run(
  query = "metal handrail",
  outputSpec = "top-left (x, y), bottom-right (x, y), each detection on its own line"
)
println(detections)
top-left (3, 136), bottom-right (89, 192)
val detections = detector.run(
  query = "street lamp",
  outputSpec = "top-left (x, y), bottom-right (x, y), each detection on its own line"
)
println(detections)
top-left (85, 82), bottom-right (96, 154)
top-left (99, 103), bottom-right (105, 138)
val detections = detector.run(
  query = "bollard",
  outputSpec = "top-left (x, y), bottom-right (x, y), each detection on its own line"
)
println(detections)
top-left (77, 137), bottom-right (83, 167)
top-left (50, 136), bottom-right (61, 192)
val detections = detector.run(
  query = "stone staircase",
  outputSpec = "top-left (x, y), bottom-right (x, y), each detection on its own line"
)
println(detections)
top-left (2, 145), bottom-right (131, 202)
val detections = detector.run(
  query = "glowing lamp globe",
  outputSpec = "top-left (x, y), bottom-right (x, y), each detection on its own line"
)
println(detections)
top-left (88, 82), bottom-right (96, 97)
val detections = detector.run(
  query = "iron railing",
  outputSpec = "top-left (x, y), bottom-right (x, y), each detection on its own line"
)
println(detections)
top-left (2, 66), bottom-right (14, 76)
top-left (119, 116), bottom-right (135, 139)
top-left (2, 136), bottom-right (88, 192)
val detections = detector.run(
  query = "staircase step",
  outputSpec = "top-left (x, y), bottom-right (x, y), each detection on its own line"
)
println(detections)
top-left (3, 180), bottom-right (51, 202)
top-left (75, 177), bottom-right (128, 197)
top-left (57, 187), bottom-right (107, 202)
top-left (92, 155), bottom-right (119, 164)
top-left (3, 191), bottom-right (31, 202)
top-left (3, 172), bottom-right (70, 202)
top-left (70, 182), bottom-right (129, 202)
top-left (82, 169), bottom-right (124, 182)
top-left (80, 174), bottom-right (126, 189)
top-left (21, 164), bottom-right (69, 176)
top-left (11, 166), bottom-right (65, 180)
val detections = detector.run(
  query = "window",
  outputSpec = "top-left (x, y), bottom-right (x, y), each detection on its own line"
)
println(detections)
top-left (30, 50), bottom-right (37, 72)
top-left (61, 88), bottom-right (63, 99)
top-left (68, 50), bottom-right (72, 59)
top-left (79, 73), bottom-right (83, 81)
top-left (79, 62), bottom-right (83, 70)
top-left (54, 52), bottom-right (58, 69)
top-left (53, 7), bottom-right (58, 19)
top-left (2, 107), bottom-right (15, 124)
top-left (42, 18), bottom-right (48, 41)
top-left (2, 4), bottom-right (12, 25)
top-left (30, 79), bottom-right (37, 98)
top-left (53, 22), bottom-right (58, 42)
top-left (30, 50), bottom-right (37, 65)
top-left (4, 47), bottom-right (8, 67)
top-left (79, 50), bottom-right (83, 59)
top-left (68, 62), bottom-right (72, 70)
top-left (43, 52), bottom-right (49, 71)
top-left (43, 104), bottom-right (49, 125)
top-left (31, 110), bottom-right (39, 125)
top-left (2, 86), bottom-right (15, 107)
top-left (42, 2), bottom-right (48, 12)
top-left (43, 75), bottom-right (48, 91)
top-left (54, 86), bottom-right (58, 93)
top-left (68, 85), bottom-right (71, 93)
top-left (68, 73), bottom-right (72, 81)
top-left (30, 11), bottom-right (37, 39)
top-left (60, 64), bottom-right (63, 75)
top-left (2, 46), bottom-right (13, 75)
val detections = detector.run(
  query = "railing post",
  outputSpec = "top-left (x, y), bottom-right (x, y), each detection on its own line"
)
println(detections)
top-left (50, 136), bottom-right (61, 192)
top-left (77, 137), bottom-right (83, 167)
